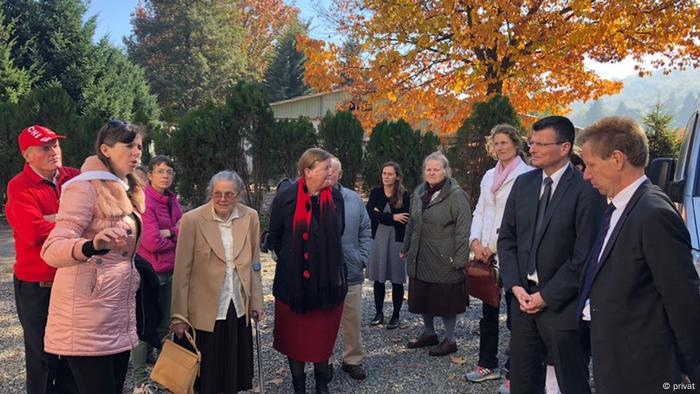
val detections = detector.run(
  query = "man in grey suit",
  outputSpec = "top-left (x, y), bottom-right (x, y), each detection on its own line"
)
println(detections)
top-left (577, 116), bottom-right (700, 394)
top-left (329, 157), bottom-right (372, 380)
top-left (498, 116), bottom-right (605, 394)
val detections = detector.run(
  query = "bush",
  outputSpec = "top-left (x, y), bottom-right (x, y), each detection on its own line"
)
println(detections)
top-left (318, 110), bottom-right (364, 186)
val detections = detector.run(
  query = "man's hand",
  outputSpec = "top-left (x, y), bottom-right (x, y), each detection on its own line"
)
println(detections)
top-left (511, 285), bottom-right (532, 310)
top-left (522, 292), bottom-right (547, 314)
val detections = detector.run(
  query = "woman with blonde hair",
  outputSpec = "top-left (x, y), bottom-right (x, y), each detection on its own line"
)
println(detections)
top-left (466, 124), bottom-right (531, 393)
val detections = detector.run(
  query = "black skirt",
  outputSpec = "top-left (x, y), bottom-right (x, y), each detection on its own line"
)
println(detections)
top-left (408, 277), bottom-right (468, 316)
top-left (178, 302), bottom-right (254, 394)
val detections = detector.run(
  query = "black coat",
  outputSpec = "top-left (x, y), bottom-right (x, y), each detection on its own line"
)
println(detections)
top-left (580, 180), bottom-right (700, 394)
top-left (366, 187), bottom-right (410, 242)
top-left (135, 254), bottom-right (162, 348)
top-left (268, 181), bottom-right (345, 305)
top-left (498, 166), bottom-right (605, 330)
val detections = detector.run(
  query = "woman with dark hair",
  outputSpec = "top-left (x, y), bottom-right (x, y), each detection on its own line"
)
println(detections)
top-left (268, 147), bottom-right (346, 394)
top-left (132, 155), bottom-right (183, 393)
top-left (366, 161), bottom-right (411, 329)
top-left (41, 120), bottom-right (145, 394)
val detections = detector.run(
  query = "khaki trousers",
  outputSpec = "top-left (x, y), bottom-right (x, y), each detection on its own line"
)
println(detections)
top-left (341, 284), bottom-right (364, 365)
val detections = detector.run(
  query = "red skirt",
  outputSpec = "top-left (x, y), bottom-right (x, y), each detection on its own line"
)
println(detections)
top-left (273, 299), bottom-right (343, 362)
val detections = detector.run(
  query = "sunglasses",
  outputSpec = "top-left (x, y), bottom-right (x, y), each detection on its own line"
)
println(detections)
top-left (108, 119), bottom-right (126, 128)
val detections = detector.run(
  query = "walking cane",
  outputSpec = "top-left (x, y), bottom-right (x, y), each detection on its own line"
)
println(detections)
top-left (252, 311), bottom-right (264, 394)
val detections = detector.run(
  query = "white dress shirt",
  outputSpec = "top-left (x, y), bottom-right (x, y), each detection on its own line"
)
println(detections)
top-left (582, 175), bottom-right (648, 321)
top-left (213, 206), bottom-right (246, 320)
top-left (527, 163), bottom-right (570, 285)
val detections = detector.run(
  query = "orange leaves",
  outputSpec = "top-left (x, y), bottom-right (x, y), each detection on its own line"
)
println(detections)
top-left (300, 0), bottom-right (699, 134)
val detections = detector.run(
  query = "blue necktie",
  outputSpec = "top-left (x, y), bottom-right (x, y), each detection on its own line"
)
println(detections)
top-left (577, 202), bottom-right (616, 318)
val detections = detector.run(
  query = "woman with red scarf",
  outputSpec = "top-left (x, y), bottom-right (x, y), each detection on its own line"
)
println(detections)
top-left (268, 148), bottom-right (346, 394)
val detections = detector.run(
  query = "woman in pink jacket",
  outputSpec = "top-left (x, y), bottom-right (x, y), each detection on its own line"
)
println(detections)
top-left (132, 155), bottom-right (183, 392)
top-left (41, 120), bottom-right (144, 394)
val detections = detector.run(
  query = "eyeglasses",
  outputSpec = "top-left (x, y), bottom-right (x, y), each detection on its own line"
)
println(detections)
top-left (153, 169), bottom-right (175, 176)
top-left (212, 191), bottom-right (239, 200)
top-left (108, 119), bottom-right (126, 128)
top-left (527, 140), bottom-right (565, 149)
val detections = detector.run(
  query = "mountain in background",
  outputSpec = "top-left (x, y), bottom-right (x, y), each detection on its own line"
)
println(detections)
top-left (568, 68), bottom-right (700, 129)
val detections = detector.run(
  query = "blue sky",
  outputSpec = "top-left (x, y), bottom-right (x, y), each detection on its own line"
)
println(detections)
top-left (85, 0), bottom-right (333, 45)
top-left (84, 0), bottom-right (636, 79)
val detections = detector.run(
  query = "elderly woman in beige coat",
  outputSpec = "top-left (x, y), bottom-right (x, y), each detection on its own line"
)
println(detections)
top-left (170, 170), bottom-right (264, 394)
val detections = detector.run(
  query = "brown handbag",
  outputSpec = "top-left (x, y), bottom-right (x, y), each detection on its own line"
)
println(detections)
top-left (464, 255), bottom-right (501, 308)
top-left (150, 314), bottom-right (201, 394)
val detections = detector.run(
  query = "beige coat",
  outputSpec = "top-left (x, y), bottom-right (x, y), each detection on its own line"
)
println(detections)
top-left (171, 201), bottom-right (263, 332)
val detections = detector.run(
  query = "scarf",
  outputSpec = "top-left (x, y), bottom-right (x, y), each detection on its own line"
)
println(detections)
top-left (288, 178), bottom-right (347, 313)
top-left (421, 178), bottom-right (447, 209)
top-left (490, 156), bottom-right (524, 194)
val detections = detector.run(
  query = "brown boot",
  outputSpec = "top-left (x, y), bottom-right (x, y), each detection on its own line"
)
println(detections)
top-left (406, 332), bottom-right (439, 349)
top-left (428, 339), bottom-right (458, 356)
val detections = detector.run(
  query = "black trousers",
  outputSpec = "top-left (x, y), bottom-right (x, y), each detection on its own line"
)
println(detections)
top-left (13, 275), bottom-right (78, 394)
top-left (64, 351), bottom-right (130, 394)
top-left (509, 293), bottom-right (590, 394)
top-left (478, 301), bottom-right (500, 369)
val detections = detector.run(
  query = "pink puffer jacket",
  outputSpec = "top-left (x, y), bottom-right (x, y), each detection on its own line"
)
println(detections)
top-left (41, 156), bottom-right (144, 356)
top-left (137, 184), bottom-right (182, 273)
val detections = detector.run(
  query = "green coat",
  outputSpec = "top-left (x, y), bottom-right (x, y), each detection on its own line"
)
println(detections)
top-left (402, 178), bottom-right (471, 284)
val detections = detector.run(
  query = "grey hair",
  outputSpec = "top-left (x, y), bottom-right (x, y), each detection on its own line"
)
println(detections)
top-left (423, 151), bottom-right (452, 178)
top-left (206, 170), bottom-right (246, 200)
top-left (330, 155), bottom-right (342, 170)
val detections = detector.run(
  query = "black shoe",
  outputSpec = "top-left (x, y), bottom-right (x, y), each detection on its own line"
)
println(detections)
top-left (314, 370), bottom-right (330, 394)
top-left (341, 362), bottom-right (367, 380)
top-left (369, 312), bottom-right (384, 326)
top-left (386, 315), bottom-right (400, 330)
top-left (292, 373), bottom-right (306, 394)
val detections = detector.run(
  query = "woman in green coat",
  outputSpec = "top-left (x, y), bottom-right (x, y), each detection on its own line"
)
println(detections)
top-left (401, 151), bottom-right (471, 356)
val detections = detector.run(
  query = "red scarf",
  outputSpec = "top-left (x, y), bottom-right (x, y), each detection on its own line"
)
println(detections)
top-left (288, 178), bottom-right (346, 313)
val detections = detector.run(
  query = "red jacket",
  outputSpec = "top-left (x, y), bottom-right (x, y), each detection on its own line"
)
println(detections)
top-left (5, 164), bottom-right (80, 282)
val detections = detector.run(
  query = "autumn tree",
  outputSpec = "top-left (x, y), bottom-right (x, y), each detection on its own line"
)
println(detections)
top-left (644, 103), bottom-right (680, 163)
top-left (448, 95), bottom-right (521, 208)
top-left (301, 0), bottom-right (700, 133)
top-left (318, 110), bottom-right (364, 187)
top-left (240, 0), bottom-right (300, 80)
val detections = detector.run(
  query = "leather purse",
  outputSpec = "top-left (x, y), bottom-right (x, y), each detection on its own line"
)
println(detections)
top-left (464, 255), bottom-right (501, 308)
top-left (150, 314), bottom-right (201, 394)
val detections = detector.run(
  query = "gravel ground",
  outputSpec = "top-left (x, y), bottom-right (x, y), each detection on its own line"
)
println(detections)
top-left (0, 218), bottom-right (510, 393)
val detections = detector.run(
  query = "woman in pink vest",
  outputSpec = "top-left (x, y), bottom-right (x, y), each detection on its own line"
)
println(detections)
top-left (41, 120), bottom-right (144, 394)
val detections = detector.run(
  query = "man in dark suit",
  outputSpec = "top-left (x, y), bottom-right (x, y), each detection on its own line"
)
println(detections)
top-left (498, 116), bottom-right (604, 394)
top-left (577, 116), bottom-right (700, 394)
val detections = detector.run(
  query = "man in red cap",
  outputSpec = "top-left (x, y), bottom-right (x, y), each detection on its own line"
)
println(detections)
top-left (6, 125), bottom-right (80, 394)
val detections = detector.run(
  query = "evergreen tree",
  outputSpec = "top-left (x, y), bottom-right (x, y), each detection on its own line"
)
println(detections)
top-left (643, 103), bottom-right (680, 163)
top-left (263, 22), bottom-right (310, 102)
top-left (270, 117), bottom-right (317, 179)
top-left (0, 7), bottom-right (39, 103)
top-left (318, 110), bottom-right (364, 187)
top-left (448, 95), bottom-right (521, 208)
top-left (126, 0), bottom-right (247, 116)
top-left (225, 80), bottom-right (276, 209)
top-left (170, 102), bottom-right (247, 205)
top-left (2, 0), bottom-right (159, 122)
top-left (364, 119), bottom-right (438, 190)
top-left (0, 100), bottom-right (23, 207)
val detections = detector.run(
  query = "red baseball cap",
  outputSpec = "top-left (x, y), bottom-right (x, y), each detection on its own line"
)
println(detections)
top-left (18, 125), bottom-right (66, 152)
